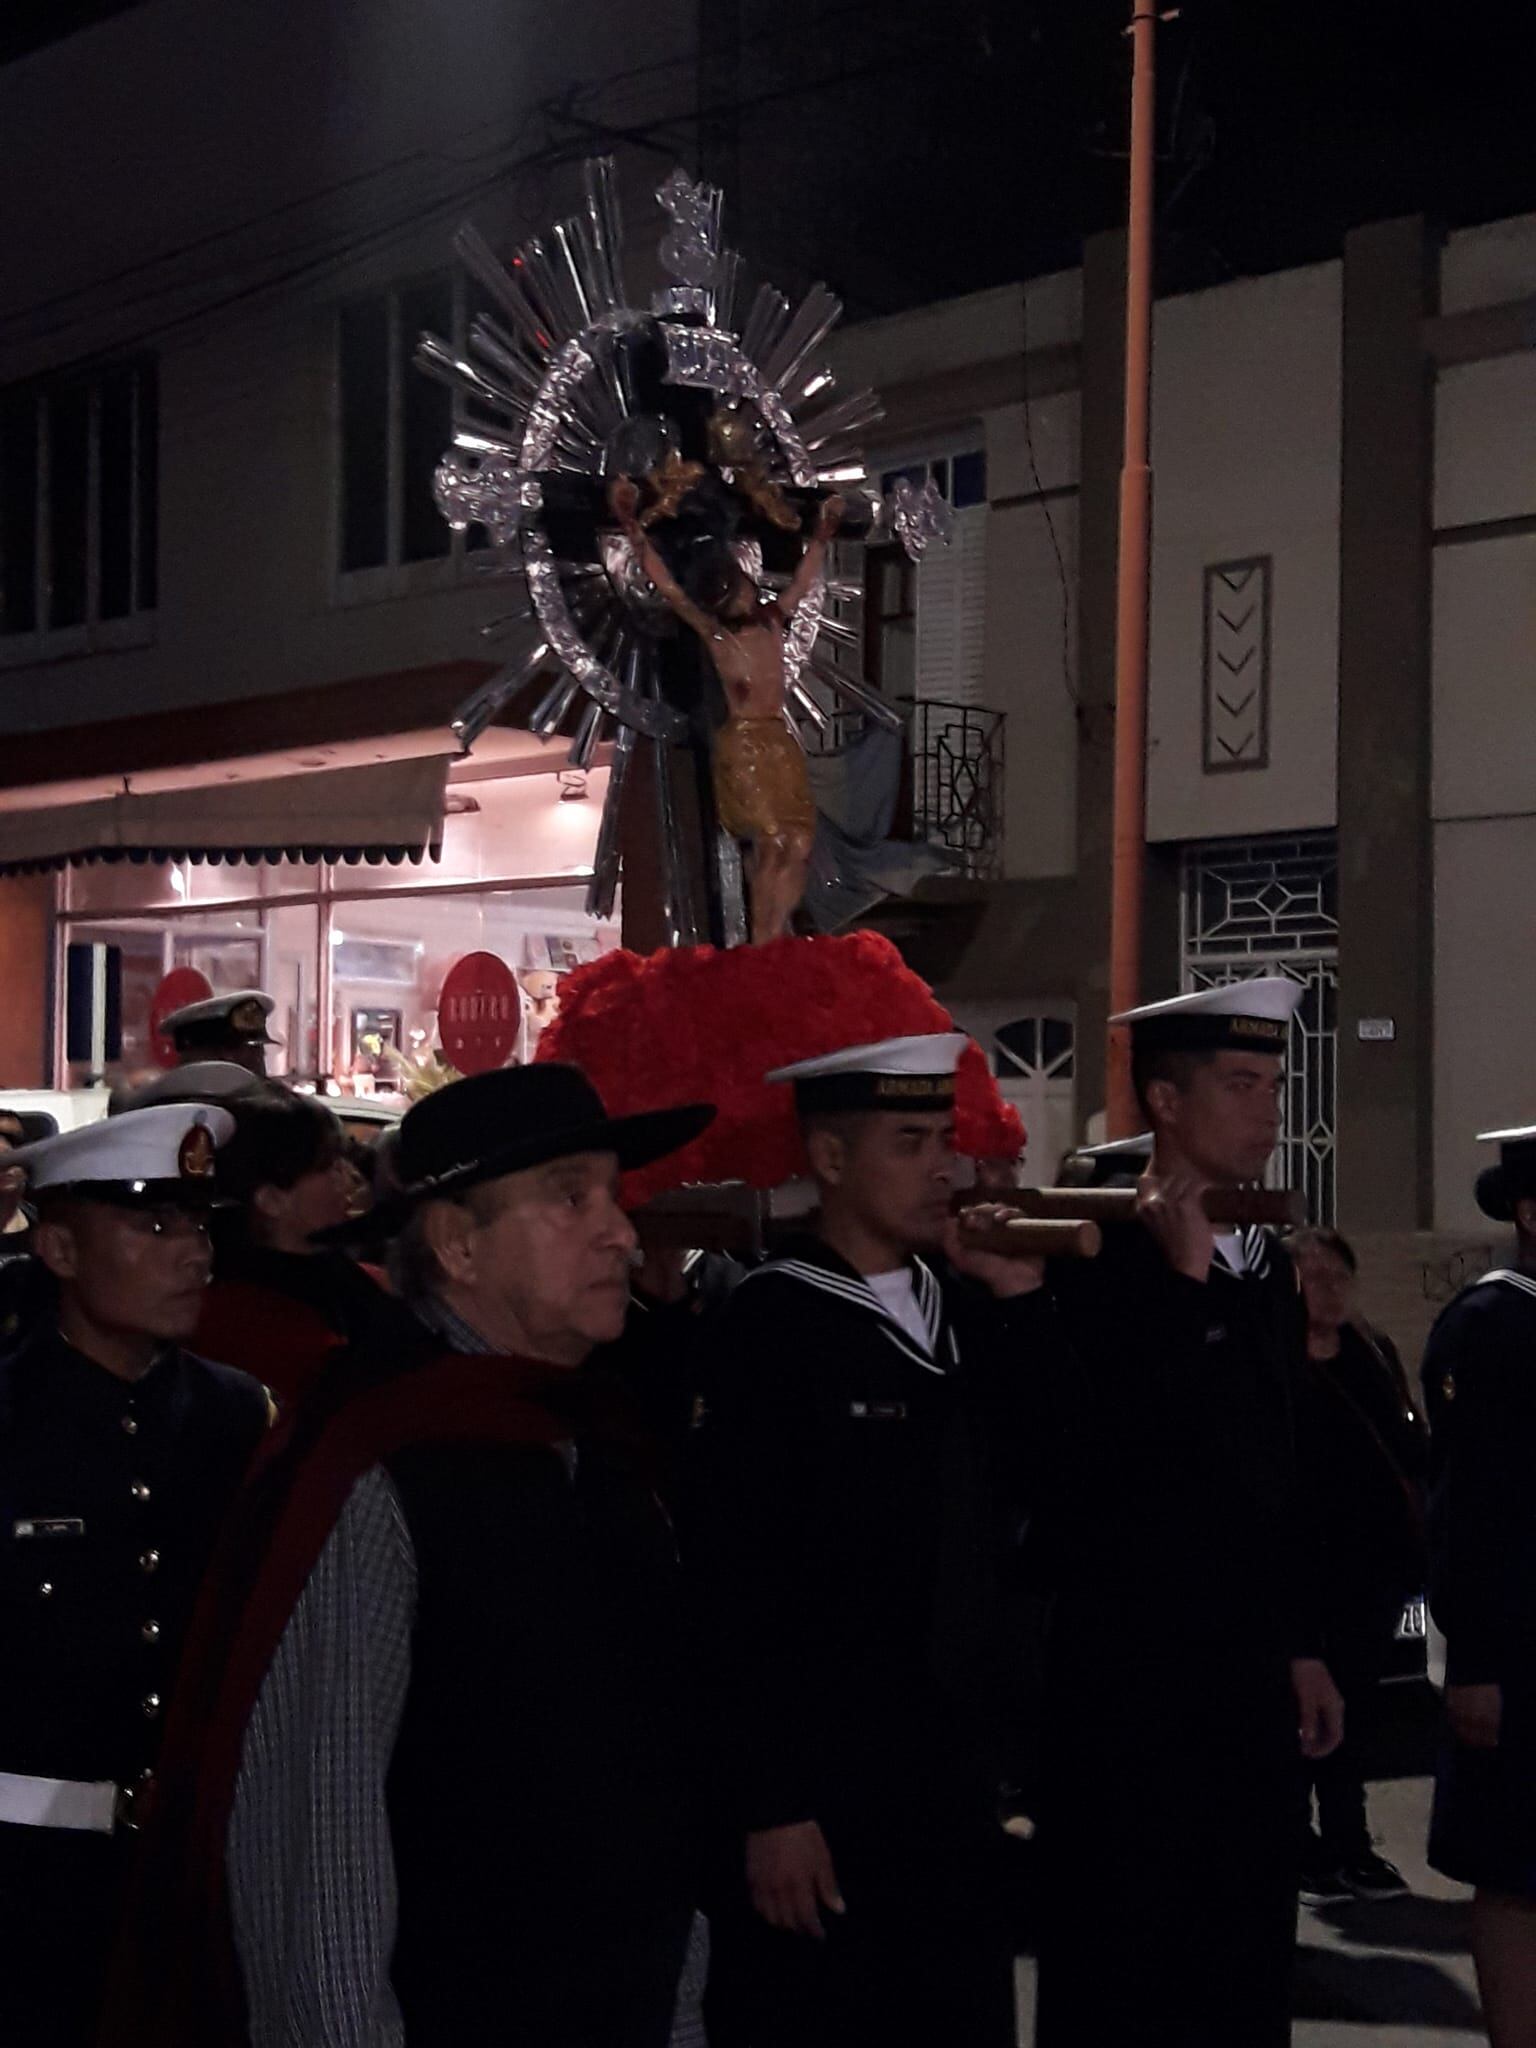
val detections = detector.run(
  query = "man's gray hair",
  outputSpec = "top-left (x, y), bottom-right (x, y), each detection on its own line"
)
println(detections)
top-left (387, 1182), bottom-right (509, 1305)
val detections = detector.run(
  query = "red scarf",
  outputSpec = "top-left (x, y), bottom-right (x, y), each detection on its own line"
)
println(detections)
top-left (98, 1346), bottom-right (635, 2048)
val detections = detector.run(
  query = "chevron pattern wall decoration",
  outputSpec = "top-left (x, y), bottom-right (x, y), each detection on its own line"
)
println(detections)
top-left (1201, 556), bottom-right (1272, 773)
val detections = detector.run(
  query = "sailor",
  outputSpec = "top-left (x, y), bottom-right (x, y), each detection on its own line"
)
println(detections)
top-left (99, 1063), bottom-right (717, 2048)
top-left (158, 990), bottom-right (278, 1078)
top-left (0, 1104), bottom-right (271, 2048)
top-left (1034, 976), bottom-right (1343, 2048)
top-left (108, 1059), bottom-right (267, 1116)
top-left (689, 1031), bottom-right (1053, 2048)
top-left (0, 1107), bottom-right (55, 1352)
top-left (1424, 1125), bottom-right (1536, 2045)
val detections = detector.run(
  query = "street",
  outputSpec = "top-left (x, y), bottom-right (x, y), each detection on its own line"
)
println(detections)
top-left (1013, 1682), bottom-right (1486, 2045)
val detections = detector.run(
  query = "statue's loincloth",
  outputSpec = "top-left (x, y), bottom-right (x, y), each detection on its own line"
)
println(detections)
top-left (712, 715), bottom-right (815, 844)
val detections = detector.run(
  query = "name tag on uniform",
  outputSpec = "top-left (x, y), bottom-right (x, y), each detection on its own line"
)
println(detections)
top-left (848, 1401), bottom-right (907, 1422)
top-left (12, 1518), bottom-right (85, 1540)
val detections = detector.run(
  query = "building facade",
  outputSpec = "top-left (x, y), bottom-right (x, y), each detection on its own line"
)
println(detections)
top-left (0, 5), bottom-right (1533, 1342)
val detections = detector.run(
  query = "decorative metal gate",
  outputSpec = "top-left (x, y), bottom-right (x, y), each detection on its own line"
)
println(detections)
top-left (1179, 832), bottom-right (1339, 1224)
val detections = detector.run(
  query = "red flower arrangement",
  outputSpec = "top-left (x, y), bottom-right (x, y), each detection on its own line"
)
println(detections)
top-left (536, 932), bottom-right (1025, 1205)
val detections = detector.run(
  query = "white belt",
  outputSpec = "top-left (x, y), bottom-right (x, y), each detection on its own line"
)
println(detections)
top-left (0, 1770), bottom-right (121, 1834)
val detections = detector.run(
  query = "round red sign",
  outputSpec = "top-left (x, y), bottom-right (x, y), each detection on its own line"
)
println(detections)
top-left (438, 952), bottom-right (521, 1076)
top-left (148, 968), bottom-right (214, 1070)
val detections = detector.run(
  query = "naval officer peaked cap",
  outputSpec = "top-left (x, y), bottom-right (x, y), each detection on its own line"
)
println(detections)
top-left (8, 1103), bottom-right (235, 1206)
top-left (162, 989), bottom-right (278, 1049)
top-left (1112, 975), bottom-right (1303, 1055)
top-left (767, 1031), bottom-right (970, 1114)
top-left (1474, 1124), bottom-right (1536, 1222)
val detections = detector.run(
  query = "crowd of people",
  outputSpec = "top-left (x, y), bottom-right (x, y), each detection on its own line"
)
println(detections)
top-left (0, 974), bottom-right (1530, 2048)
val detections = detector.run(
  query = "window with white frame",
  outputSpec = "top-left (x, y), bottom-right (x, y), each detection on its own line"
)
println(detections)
top-left (337, 271), bottom-right (496, 587)
top-left (0, 359), bottom-right (158, 650)
top-left (875, 446), bottom-right (988, 707)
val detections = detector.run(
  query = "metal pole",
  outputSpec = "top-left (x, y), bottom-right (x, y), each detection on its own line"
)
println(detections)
top-left (1106, 0), bottom-right (1161, 1136)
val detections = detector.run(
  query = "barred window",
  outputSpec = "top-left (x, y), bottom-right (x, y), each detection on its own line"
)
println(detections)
top-left (0, 359), bottom-right (158, 649)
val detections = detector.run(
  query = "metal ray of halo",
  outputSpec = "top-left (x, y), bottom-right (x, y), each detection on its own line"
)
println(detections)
top-left (527, 668), bottom-right (582, 738)
top-left (762, 284), bottom-right (843, 394)
top-left (797, 388), bottom-right (885, 447)
top-left (823, 576), bottom-right (865, 604)
top-left (714, 249), bottom-right (744, 335)
top-left (586, 717), bottom-right (636, 919)
top-left (790, 683), bottom-right (831, 732)
top-left (653, 734), bottom-right (700, 946)
top-left (414, 335), bottom-right (526, 421)
top-left (467, 321), bottom-right (546, 404)
top-left (478, 604), bottom-right (533, 638)
top-left (520, 237), bottom-right (587, 347)
top-left (807, 654), bottom-right (905, 732)
top-left (451, 225), bottom-right (554, 359)
top-left (583, 157), bottom-right (625, 307)
top-left (552, 218), bottom-right (604, 324)
top-left (813, 611), bottom-right (861, 652)
top-left (739, 283), bottom-right (789, 369)
top-left (450, 640), bottom-right (553, 750)
top-left (568, 696), bottom-right (606, 771)
top-left (815, 461), bottom-right (869, 486)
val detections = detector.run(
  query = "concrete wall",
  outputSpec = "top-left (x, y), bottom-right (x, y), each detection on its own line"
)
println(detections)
top-left (0, 875), bottom-right (53, 1086)
top-left (1145, 261), bottom-right (1342, 844)
top-left (985, 391), bottom-right (1079, 880)
top-left (1429, 219), bottom-right (1536, 1233)
top-left (0, 0), bottom-right (695, 737)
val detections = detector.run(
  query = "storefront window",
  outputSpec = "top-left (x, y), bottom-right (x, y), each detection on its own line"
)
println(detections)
top-left (54, 768), bottom-right (617, 1093)
top-left (329, 885), bottom-right (616, 1093)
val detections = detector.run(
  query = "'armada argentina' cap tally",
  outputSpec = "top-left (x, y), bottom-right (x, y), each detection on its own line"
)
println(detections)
top-left (1111, 976), bottom-right (1302, 1055)
top-left (767, 1032), bottom-right (969, 1114)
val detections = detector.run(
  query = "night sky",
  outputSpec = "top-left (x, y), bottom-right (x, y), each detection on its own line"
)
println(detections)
top-left (8, 2), bottom-right (1535, 314)
top-left (697, 0), bottom-right (1536, 312)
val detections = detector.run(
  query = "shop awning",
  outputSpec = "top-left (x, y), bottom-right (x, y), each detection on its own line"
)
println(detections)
top-left (0, 756), bottom-right (450, 876)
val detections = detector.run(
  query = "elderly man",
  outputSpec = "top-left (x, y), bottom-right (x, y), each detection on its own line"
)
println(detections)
top-left (105, 1062), bottom-right (714, 2048)
top-left (0, 1104), bottom-right (270, 2048)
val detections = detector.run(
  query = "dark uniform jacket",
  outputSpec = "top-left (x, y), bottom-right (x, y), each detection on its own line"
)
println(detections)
top-left (1034, 1221), bottom-right (1317, 2048)
top-left (0, 1239), bottom-right (52, 1356)
top-left (0, 1327), bottom-right (269, 2048)
top-left (689, 1233), bottom-right (1051, 1839)
top-left (687, 1235), bottom-right (1050, 2048)
top-left (1424, 1267), bottom-right (1536, 1690)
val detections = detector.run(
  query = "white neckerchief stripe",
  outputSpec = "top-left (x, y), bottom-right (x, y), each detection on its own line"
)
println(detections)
top-left (1481, 1268), bottom-right (1536, 1301)
top-left (743, 1256), bottom-right (949, 1375)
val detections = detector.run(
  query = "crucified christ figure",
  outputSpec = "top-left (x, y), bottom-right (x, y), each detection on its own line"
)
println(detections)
top-left (609, 476), bottom-right (843, 944)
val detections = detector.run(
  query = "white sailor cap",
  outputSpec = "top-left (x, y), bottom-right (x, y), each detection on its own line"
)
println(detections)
top-left (1112, 976), bottom-right (1301, 1054)
top-left (9, 1103), bottom-right (235, 1206)
top-left (161, 989), bottom-right (277, 1051)
top-left (110, 1061), bottom-right (268, 1116)
top-left (767, 1032), bottom-right (969, 1113)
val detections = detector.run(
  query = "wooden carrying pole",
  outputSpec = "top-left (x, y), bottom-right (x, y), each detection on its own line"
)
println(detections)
top-left (1106, 0), bottom-right (1161, 1138)
top-left (1009, 1184), bottom-right (1305, 1228)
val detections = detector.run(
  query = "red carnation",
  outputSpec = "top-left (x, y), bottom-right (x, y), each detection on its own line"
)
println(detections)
top-left (538, 934), bottom-right (1025, 1204)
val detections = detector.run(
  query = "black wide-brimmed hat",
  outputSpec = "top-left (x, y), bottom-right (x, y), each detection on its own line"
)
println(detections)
top-left (344, 1064), bottom-right (714, 1237)
top-left (1475, 1125), bottom-right (1536, 1223)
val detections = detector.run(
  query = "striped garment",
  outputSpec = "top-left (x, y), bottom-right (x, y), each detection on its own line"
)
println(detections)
top-left (225, 1291), bottom-right (708, 2047)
